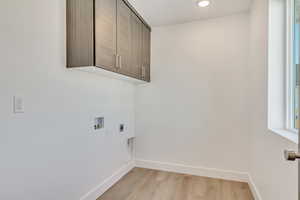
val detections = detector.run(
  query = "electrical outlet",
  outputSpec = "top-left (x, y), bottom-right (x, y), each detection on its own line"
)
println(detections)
top-left (119, 124), bottom-right (125, 133)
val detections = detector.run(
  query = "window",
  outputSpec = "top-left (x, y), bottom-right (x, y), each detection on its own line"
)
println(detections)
top-left (288, 0), bottom-right (300, 131)
top-left (268, 0), bottom-right (299, 143)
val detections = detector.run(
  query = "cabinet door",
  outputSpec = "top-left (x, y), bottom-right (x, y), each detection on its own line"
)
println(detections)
top-left (95, 0), bottom-right (117, 71)
top-left (117, 0), bottom-right (133, 77)
top-left (142, 25), bottom-right (151, 82)
top-left (67, 0), bottom-right (94, 67)
top-left (130, 13), bottom-right (143, 79)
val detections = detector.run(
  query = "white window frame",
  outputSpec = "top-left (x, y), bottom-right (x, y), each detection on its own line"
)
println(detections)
top-left (286, 0), bottom-right (298, 133)
top-left (268, 0), bottom-right (298, 143)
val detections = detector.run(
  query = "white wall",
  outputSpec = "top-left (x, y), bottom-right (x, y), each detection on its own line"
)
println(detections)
top-left (0, 1), bottom-right (135, 199)
top-left (248, 0), bottom-right (298, 199)
top-left (1, 0), bottom-right (298, 199)
top-left (135, 13), bottom-right (251, 173)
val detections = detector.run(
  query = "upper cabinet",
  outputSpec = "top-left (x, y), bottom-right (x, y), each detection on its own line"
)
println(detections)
top-left (67, 0), bottom-right (151, 82)
top-left (130, 13), bottom-right (143, 80)
top-left (142, 25), bottom-right (151, 82)
top-left (117, 0), bottom-right (133, 78)
top-left (67, 0), bottom-right (94, 67)
top-left (95, 0), bottom-right (117, 72)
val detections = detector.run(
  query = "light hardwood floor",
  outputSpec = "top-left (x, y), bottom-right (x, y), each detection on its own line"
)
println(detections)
top-left (97, 168), bottom-right (254, 200)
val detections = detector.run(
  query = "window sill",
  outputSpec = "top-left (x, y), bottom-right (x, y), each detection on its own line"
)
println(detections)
top-left (269, 128), bottom-right (298, 144)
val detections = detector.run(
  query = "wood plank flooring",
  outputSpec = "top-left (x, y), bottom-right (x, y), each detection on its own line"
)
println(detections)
top-left (97, 168), bottom-right (254, 200)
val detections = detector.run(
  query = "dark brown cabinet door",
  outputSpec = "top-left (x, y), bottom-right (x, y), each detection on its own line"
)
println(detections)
top-left (130, 13), bottom-right (143, 79)
top-left (117, 0), bottom-right (133, 77)
top-left (142, 25), bottom-right (151, 82)
top-left (95, 0), bottom-right (117, 71)
top-left (67, 0), bottom-right (94, 67)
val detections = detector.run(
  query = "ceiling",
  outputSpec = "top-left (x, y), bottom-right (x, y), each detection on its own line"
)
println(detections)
top-left (128, 0), bottom-right (252, 27)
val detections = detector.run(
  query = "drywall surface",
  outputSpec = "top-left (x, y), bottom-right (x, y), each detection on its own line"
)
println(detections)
top-left (0, 1), bottom-right (135, 199)
top-left (248, 0), bottom-right (298, 199)
top-left (135, 13), bottom-right (251, 173)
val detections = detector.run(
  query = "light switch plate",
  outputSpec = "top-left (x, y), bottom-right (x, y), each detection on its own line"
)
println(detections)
top-left (13, 96), bottom-right (24, 113)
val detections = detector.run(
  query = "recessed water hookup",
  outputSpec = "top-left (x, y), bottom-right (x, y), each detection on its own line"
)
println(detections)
top-left (94, 117), bottom-right (104, 130)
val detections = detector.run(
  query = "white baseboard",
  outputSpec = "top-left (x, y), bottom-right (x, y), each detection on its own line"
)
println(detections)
top-left (135, 159), bottom-right (249, 182)
top-left (80, 161), bottom-right (135, 200)
top-left (136, 159), bottom-right (262, 200)
top-left (248, 174), bottom-right (262, 200)
top-left (80, 159), bottom-right (262, 200)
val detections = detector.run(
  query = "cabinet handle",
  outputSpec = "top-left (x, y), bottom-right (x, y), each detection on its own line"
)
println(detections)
top-left (141, 65), bottom-right (146, 79)
top-left (119, 55), bottom-right (122, 69)
top-left (115, 54), bottom-right (119, 69)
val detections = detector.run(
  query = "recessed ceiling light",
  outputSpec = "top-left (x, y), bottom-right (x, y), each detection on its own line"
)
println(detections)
top-left (198, 0), bottom-right (210, 7)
